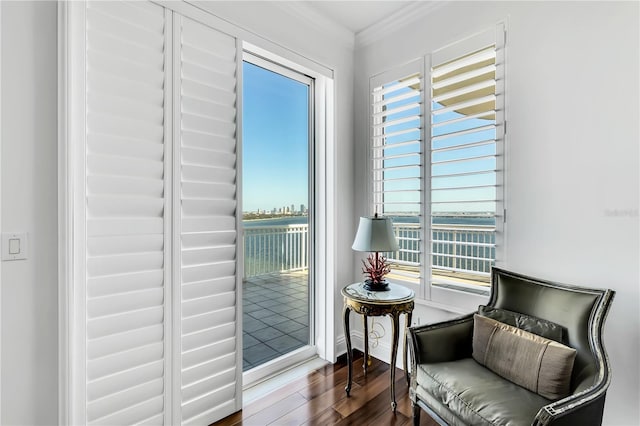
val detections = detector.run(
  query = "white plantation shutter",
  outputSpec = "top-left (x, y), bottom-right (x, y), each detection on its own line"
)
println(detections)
top-left (430, 25), bottom-right (505, 287)
top-left (370, 59), bottom-right (424, 285)
top-left (66, 2), bottom-right (242, 424)
top-left (176, 16), bottom-right (240, 425)
top-left (84, 1), bottom-right (168, 424)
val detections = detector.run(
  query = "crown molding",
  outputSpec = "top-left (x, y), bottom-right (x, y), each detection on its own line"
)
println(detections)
top-left (356, 0), bottom-right (448, 48)
top-left (273, 2), bottom-right (356, 51)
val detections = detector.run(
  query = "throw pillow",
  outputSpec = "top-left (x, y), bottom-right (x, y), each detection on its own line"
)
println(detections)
top-left (478, 305), bottom-right (565, 343)
top-left (472, 314), bottom-right (577, 400)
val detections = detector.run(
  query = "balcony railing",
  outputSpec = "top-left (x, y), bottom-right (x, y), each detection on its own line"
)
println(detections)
top-left (431, 224), bottom-right (495, 276)
top-left (244, 224), bottom-right (308, 278)
top-left (391, 223), bottom-right (494, 270)
top-left (243, 222), bottom-right (495, 280)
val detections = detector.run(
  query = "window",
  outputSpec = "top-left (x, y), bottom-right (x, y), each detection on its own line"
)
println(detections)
top-left (370, 59), bottom-right (424, 290)
top-left (369, 25), bottom-right (504, 305)
top-left (429, 26), bottom-right (505, 299)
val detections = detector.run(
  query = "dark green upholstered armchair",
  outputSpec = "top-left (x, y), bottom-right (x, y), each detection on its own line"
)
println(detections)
top-left (408, 267), bottom-right (615, 426)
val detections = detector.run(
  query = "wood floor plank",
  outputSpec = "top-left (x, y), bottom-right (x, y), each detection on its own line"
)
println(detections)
top-left (368, 410), bottom-right (412, 426)
top-left (332, 365), bottom-right (396, 418)
top-left (275, 373), bottom-right (361, 424)
top-left (209, 410), bottom-right (242, 426)
top-left (302, 407), bottom-right (344, 425)
top-left (243, 391), bottom-right (308, 425)
top-left (366, 378), bottom-right (411, 425)
top-left (395, 378), bottom-right (417, 419)
top-left (241, 370), bottom-right (325, 419)
top-left (299, 361), bottom-right (350, 400)
top-left (334, 375), bottom-right (406, 425)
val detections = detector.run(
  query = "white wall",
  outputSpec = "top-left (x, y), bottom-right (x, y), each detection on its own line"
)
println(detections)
top-left (1, 1), bottom-right (59, 424)
top-left (354, 1), bottom-right (639, 425)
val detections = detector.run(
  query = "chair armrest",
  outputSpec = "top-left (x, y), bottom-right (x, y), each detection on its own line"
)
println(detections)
top-left (533, 370), bottom-right (609, 426)
top-left (408, 314), bottom-right (474, 365)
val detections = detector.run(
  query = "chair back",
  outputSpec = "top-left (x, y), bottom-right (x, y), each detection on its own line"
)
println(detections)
top-left (488, 267), bottom-right (614, 393)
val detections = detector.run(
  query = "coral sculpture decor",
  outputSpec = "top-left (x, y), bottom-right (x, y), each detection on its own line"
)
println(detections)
top-left (362, 252), bottom-right (391, 291)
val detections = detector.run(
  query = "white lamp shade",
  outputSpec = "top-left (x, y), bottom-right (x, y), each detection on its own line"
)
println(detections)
top-left (352, 216), bottom-right (400, 252)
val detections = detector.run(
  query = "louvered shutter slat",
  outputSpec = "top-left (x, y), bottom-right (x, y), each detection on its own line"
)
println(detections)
top-left (88, 271), bottom-right (163, 300)
top-left (183, 294), bottom-right (235, 320)
top-left (182, 368), bottom-right (235, 399)
top-left (88, 306), bottom-right (164, 339)
top-left (90, 396), bottom-right (164, 426)
top-left (88, 364), bottom-right (164, 404)
top-left (87, 343), bottom-right (164, 381)
top-left (89, 70), bottom-right (164, 104)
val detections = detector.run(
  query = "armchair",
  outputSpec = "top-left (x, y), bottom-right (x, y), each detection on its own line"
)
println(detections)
top-left (408, 267), bottom-right (614, 426)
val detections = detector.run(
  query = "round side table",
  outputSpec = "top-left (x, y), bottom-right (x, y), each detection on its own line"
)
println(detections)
top-left (342, 282), bottom-right (415, 411)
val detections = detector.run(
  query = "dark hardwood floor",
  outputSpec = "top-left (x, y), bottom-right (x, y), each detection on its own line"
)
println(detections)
top-left (212, 351), bottom-right (438, 426)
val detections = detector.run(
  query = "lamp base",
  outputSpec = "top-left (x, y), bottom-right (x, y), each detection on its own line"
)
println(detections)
top-left (363, 279), bottom-right (390, 291)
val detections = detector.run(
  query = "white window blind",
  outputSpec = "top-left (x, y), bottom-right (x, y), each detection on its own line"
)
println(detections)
top-left (430, 26), bottom-right (505, 292)
top-left (84, 1), bottom-right (168, 424)
top-left (177, 16), bottom-right (240, 425)
top-left (371, 59), bottom-right (424, 284)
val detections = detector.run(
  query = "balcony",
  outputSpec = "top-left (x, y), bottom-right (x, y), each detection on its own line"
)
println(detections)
top-left (243, 270), bottom-right (309, 370)
top-left (242, 221), bottom-right (495, 370)
top-left (242, 224), bottom-right (309, 371)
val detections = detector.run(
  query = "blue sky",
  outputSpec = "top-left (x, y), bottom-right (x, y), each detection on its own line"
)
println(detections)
top-left (242, 62), bottom-right (309, 213)
top-left (242, 64), bottom-right (495, 218)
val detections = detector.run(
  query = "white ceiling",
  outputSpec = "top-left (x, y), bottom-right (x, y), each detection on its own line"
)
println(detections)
top-left (306, 1), bottom-right (417, 34)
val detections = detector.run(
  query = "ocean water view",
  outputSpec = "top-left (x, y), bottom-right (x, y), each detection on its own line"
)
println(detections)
top-left (243, 215), bottom-right (309, 228)
top-left (242, 214), bottom-right (494, 228)
top-left (242, 215), bottom-right (495, 278)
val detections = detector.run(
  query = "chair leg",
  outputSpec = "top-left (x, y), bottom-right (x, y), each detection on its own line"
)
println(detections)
top-left (412, 401), bottom-right (421, 426)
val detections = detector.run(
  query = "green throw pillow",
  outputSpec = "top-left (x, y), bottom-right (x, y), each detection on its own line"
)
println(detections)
top-left (478, 305), bottom-right (565, 343)
top-left (472, 314), bottom-right (577, 400)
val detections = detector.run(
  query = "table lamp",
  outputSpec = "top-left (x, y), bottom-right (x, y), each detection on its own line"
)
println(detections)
top-left (352, 213), bottom-right (400, 291)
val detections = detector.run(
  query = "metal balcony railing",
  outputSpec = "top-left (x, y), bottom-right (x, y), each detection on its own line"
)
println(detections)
top-left (243, 224), bottom-right (309, 278)
top-left (431, 224), bottom-right (495, 276)
top-left (243, 222), bottom-right (495, 280)
top-left (389, 222), bottom-right (495, 277)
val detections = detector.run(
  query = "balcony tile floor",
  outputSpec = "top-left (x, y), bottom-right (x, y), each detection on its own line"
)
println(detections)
top-left (243, 271), bottom-right (309, 371)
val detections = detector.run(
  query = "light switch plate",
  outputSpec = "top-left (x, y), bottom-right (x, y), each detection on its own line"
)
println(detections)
top-left (2, 232), bottom-right (28, 261)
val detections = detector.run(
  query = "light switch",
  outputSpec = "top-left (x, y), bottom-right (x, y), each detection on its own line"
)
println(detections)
top-left (9, 238), bottom-right (20, 255)
top-left (2, 232), bottom-right (28, 261)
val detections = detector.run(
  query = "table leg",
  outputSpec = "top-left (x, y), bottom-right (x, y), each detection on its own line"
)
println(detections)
top-left (390, 311), bottom-right (400, 411)
top-left (404, 311), bottom-right (412, 386)
top-left (363, 314), bottom-right (369, 375)
top-left (343, 304), bottom-right (352, 396)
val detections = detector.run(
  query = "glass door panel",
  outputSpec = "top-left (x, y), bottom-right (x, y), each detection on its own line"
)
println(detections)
top-left (241, 59), bottom-right (313, 372)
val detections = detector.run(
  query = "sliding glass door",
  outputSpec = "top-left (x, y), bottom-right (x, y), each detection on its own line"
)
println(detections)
top-left (241, 56), bottom-right (314, 373)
